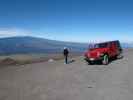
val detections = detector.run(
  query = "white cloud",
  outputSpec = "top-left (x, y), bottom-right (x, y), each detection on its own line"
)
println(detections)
top-left (0, 28), bottom-right (132, 43)
top-left (0, 28), bottom-right (31, 38)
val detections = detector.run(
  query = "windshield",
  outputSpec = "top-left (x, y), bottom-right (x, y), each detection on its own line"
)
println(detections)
top-left (89, 43), bottom-right (108, 49)
top-left (94, 43), bottom-right (108, 48)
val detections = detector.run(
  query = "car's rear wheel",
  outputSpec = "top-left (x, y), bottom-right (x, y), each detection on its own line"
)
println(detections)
top-left (102, 54), bottom-right (109, 65)
top-left (116, 53), bottom-right (123, 59)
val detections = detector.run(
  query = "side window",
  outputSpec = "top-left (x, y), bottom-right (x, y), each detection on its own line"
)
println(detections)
top-left (113, 42), bottom-right (117, 48)
top-left (111, 42), bottom-right (116, 48)
top-left (108, 42), bottom-right (112, 47)
top-left (116, 41), bottom-right (122, 51)
top-left (115, 41), bottom-right (120, 48)
top-left (117, 42), bottom-right (120, 48)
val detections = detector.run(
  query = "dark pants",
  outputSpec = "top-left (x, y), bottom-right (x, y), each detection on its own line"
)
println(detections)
top-left (64, 55), bottom-right (68, 64)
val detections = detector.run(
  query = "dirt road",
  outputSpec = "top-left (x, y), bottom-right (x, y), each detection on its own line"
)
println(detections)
top-left (0, 50), bottom-right (132, 100)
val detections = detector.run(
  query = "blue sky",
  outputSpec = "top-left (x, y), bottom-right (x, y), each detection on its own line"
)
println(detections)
top-left (0, 0), bottom-right (133, 42)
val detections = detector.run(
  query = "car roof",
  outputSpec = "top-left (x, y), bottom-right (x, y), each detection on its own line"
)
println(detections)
top-left (96, 40), bottom-right (119, 44)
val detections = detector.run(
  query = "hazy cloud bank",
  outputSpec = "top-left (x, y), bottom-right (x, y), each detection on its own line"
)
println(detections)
top-left (0, 28), bottom-right (31, 38)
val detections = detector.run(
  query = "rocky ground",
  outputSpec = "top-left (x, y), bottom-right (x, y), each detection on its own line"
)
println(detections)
top-left (0, 49), bottom-right (132, 100)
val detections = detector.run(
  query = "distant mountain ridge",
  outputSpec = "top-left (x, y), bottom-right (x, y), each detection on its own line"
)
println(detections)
top-left (0, 36), bottom-right (88, 55)
top-left (0, 36), bottom-right (132, 55)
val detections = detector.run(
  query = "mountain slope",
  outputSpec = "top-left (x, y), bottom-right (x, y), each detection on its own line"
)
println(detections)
top-left (0, 36), bottom-right (88, 55)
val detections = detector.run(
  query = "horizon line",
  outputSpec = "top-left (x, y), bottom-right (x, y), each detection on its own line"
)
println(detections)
top-left (0, 35), bottom-right (133, 44)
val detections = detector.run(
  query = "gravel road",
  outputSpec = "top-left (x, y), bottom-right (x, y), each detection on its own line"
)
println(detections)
top-left (0, 50), bottom-right (132, 100)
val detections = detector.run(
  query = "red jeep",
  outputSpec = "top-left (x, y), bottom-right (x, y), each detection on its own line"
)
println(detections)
top-left (84, 40), bottom-right (123, 65)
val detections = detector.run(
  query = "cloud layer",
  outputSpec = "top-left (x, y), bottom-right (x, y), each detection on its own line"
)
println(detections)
top-left (0, 28), bottom-right (31, 38)
top-left (0, 28), bottom-right (132, 43)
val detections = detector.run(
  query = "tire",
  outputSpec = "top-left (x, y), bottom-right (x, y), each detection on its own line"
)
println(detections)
top-left (88, 61), bottom-right (94, 65)
top-left (116, 53), bottom-right (123, 59)
top-left (102, 54), bottom-right (109, 65)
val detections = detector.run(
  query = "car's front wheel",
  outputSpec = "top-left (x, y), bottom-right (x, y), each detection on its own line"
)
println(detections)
top-left (102, 54), bottom-right (109, 65)
top-left (88, 61), bottom-right (94, 65)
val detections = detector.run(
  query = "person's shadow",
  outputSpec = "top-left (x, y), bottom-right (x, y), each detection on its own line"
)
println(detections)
top-left (68, 59), bottom-right (75, 64)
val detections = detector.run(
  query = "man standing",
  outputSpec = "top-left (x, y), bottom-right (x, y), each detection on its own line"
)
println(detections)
top-left (63, 47), bottom-right (69, 64)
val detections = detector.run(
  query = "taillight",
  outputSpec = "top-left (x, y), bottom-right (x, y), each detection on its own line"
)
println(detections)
top-left (84, 52), bottom-right (90, 57)
top-left (87, 53), bottom-right (90, 57)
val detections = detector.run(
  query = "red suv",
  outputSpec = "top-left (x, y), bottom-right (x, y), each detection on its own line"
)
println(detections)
top-left (84, 40), bottom-right (123, 65)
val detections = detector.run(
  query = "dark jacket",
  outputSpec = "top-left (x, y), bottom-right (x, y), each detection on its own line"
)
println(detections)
top-left (63, 49), bottom-right (69, 56)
